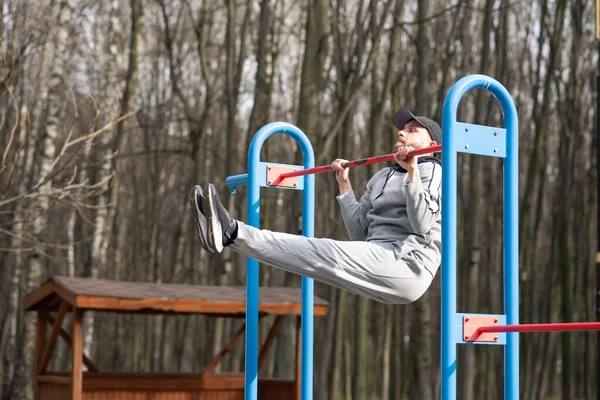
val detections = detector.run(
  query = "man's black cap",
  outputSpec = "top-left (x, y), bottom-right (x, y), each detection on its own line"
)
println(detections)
top-left (393, 108), bottom-right (442, 145)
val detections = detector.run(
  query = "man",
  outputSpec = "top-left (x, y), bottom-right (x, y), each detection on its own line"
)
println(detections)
top-left (190, 108), bottom-right (442, 304)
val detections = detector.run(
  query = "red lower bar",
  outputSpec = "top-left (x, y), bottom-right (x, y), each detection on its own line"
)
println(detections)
top-left (478, 322), bottom-right (600, 333)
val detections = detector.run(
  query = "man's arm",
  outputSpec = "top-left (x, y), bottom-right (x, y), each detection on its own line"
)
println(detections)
top-left (332, 158), bottom-right (372, 241)
top-left (405, 162), bottom-right (442, 234)
top-left (337, 182), bottom-right (373, 241)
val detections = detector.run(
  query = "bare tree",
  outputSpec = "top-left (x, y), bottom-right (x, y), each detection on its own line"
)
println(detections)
top-left (83, 0), bottom-right (126, 359)
top-left (8, 2), bottom-right (74, 397)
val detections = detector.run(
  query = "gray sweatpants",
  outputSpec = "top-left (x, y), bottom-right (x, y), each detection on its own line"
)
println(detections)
top-left (230, 222), bottom-right (434, 304)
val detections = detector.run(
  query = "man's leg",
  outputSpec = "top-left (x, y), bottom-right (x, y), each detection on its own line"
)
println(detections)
top-left (191, 183), bottom-right (434, 304)
top-left (230, 222), bottom-right (433, 304)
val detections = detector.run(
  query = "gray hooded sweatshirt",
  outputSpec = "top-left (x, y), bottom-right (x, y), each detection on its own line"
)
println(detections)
top-left (336, 158), bottom-right (442, 277)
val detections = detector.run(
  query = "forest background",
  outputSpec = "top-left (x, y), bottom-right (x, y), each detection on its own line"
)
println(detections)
top-left (0, 0), bottom-right (598, 399)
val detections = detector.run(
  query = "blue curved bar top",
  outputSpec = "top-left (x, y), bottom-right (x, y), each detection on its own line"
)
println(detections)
top-left (441, 75), bottom-right (519, 400)
top-left (226, 122), bottom-right (315, 400)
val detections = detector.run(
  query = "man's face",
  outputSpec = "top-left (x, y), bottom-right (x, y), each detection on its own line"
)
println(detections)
top-left (395, 120), bottom-right (434, 151)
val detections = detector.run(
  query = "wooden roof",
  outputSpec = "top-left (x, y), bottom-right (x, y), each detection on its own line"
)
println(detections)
top-left (24, 276), bottom-right (329, 316)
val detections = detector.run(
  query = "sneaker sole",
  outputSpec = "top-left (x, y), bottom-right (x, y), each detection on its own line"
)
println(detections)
top-left (189, 186), bottom-right (214, 253)
top-left (204, 184), bottom-right (224, 253)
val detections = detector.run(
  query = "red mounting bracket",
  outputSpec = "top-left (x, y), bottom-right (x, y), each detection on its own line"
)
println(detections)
top-left (463, 315), bottom-right (501, 343)
top-left (266, 165), bottom-right (299, 188)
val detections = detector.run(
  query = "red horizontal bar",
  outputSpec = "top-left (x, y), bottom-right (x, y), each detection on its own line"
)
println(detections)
top-left (270, 145), bottom-right (442, 186)
top-left (477, 322), bottom-right (600, 333)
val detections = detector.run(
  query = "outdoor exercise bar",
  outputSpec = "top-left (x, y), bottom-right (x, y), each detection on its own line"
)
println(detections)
top-left (441, 74), bottom-right (600, 399)
top-left (270, 144), bottom-right (442, 186)
top-left (476, 322), bottom-right (600, 334)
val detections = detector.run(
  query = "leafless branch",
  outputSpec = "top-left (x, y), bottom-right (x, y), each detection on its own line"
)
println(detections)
top-left (2, 84), bottom-right (19, 166)
top-left (31, 108), bottom-right (137, 190)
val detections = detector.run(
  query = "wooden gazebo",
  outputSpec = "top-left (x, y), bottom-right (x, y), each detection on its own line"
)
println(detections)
top-left (24, 276), bottom-right (329, 400)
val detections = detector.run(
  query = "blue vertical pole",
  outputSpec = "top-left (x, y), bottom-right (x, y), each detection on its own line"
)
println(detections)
top-left (440, 75), bottom-right (519, 400)
top-left (245, 127), bottom-right (264, 400)
top-left (301, 149), bottom-right (315, 400)
top-left (243, 122), bottom-right (315, 400)
top-left (502, 86), bottom-right (520, 400)
top-left (441, 93), bottom-right (459, 400)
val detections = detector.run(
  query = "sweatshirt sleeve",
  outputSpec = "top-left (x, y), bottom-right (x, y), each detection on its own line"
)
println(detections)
top-left (405, 162), bottom-right (442, 234)
top-left (336, 178), bottom-right (374, 241)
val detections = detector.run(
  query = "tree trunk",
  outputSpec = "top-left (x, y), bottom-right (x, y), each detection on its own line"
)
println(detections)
top-left (462, 0), bottom-right (493, 398)
top-left (353, 297), bottom-right (370, 398)
top-left (368, 0), bottom-right (403, 177)
top-left (1, 104), bottom-right (31, 400)
top-left (331, 290), bottom-right (347, 399)
top-left (557, 2), bottom-right (580, 395)
top-left (296, 0), bottom-right (329, 135)
top-left (10, 2), bottom-right (72, 398)
top-left (381, 305), bottom-right (393, 400)
top-left (224, 0), bottom-right (251, 178)
top-left (84, 0), bottom-right (124, 358)
top-left (108, 0), bottom-right (143, 370)
top-left (315, 288), bottom-right (337, 400)
top-left (246, 0), bottom-right (275, 144)
top-left (411, 0), bottom-right (434, 397)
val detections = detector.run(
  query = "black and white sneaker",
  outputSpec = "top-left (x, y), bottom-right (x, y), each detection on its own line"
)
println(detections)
top-left (189, 185), bottom-right (214, 253)
top-left (202, 183), bottom-right (238, 253)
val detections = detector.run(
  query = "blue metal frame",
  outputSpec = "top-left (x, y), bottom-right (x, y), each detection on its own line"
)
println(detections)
top-left (441, 75), bottom-right (519, 400)
top-left (225, 122), bottom-right (315, 400)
